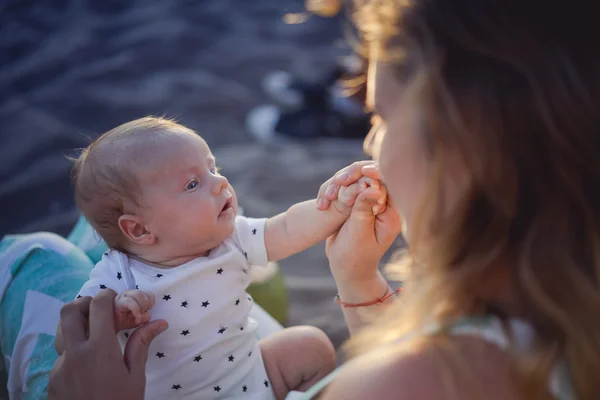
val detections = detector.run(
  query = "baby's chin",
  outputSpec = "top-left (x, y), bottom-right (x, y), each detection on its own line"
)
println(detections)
top-left (220, 216), bottom-right (236, 239)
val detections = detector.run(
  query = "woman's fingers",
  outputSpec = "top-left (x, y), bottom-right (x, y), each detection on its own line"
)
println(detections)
top-left (375, 199), bottom-right (402, 248)
top-left (361, 163), bottom-right (383, 181)
top-left (372, 185), bottom-right (388, 215)
top-left (316, 179), bottom-right (335, 210)
top-left (48, 355), bottom-right (66, 400)
top-left (59, 296), bottom-right (92, 352)
top-left (88, 288), bottom-right (119, 344)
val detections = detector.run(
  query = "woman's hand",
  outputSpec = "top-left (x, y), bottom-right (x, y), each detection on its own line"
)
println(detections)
top-left (325, 165), bottom-right (402, 334)
top-left (326, 181), bottom-right (402, 286)
top-left (49, 289), bottom-right (168, 400)
top-left (319, 161), bottom-right (401, 283)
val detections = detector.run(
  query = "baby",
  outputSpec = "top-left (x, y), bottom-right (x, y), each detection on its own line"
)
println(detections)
top-left (56, 117), bottom-right (385, 400)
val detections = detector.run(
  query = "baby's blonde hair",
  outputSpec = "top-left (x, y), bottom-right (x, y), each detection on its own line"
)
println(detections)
top-left (72, 117), bottom-right (196, 250)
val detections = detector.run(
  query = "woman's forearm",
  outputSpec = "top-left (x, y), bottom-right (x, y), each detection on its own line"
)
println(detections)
top-left (335, 271), bottom-right (394, 335)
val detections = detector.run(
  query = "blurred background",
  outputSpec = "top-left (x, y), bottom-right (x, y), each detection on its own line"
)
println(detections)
top-left (1, 0), bottom-right (397, 347)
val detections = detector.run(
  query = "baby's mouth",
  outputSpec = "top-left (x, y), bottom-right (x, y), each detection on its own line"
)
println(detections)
top-left (221, 198), bottom-right (233, 213)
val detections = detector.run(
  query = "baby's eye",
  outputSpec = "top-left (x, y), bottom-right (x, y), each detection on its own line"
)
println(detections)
top-left (210, 166), bottom-right (221, 175)
top-left (185, 179), bottom-right (199, 190)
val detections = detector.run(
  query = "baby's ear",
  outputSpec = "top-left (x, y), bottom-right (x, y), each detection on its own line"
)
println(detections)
top-left (118, 214), bottom-right (155, 245)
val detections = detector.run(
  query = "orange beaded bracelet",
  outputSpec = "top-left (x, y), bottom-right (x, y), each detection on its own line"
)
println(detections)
top-left (334, 286), bottom-right (401, 308)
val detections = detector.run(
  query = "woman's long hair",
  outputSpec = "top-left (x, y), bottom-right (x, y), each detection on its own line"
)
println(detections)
top-left (346, 1), bottom-right (600, 399)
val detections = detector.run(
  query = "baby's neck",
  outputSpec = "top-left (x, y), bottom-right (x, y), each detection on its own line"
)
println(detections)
top-left (127, 250), bottom-right (211, 269)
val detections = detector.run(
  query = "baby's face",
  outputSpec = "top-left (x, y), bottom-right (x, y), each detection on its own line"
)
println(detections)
top-left (137, 133), bottom-right (238, 258)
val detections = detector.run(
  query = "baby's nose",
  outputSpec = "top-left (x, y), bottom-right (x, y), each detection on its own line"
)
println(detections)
top-left (212, 174), bottom-right (229, 194)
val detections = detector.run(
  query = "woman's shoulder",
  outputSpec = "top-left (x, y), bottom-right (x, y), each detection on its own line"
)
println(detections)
top-left (321, 334), bottom-right (523, 400)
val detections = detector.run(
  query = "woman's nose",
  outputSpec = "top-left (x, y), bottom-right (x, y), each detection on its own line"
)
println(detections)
top-left (212, 174), bottom-right (229, 194)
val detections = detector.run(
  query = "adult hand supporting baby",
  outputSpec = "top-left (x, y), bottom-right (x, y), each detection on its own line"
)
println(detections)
top-left (48, 289), bottom-right (168, 400)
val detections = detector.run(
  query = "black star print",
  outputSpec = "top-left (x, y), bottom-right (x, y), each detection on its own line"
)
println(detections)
top-left (240, 326), bottom-right (244, 331)
top-left (99, 284), bottom-right (107, 289)
top-left (124, 332), bottom-right (129, 338)
top-left (181, 301), bottom-right (188, 308)
top-left (163, 295), bottom-right (171, 301)
top-left (116, 272), bottom-right (122, 280)
top-left (104, 252), bottom-right (108, 256)
top-left (243, 268), bottom-right (248, 274)
top-left (228, 355), bottom-right (235, 362)
top-left (156, 352), bottom-right (165, 358)
top-left (216, 268), bottom-right (223, 274)
top-left (248, 351), bottom-right (252, 357)
top-left (264, 380), bottom-right (269, 387)
top-left (76, 295), bottom-right (82, 299)
top-left (218, 327), bottom-right (227, 334)
top-left (252, 228), bottom-right (257, 235)
top-left (244, 252), bottom-right (248, 259)
top-left (172, 384), bottom-right (181, 390)
top-left (181, 330), bottom-right (190, 336)
top-left (235, 299), bottom-right (240, 305)
top-left (194, 355), bottom-right (202, 362)
top-left (247, 296), bottom-right (252, 302)
top-left (243, 385), bottom-right (248, 392)
top-left (214, 386), bottom-right (221, 392)
top-left (156, 273), bottom-right (163, 278)
top-left (201, 301), bottom-right (210, 307)
top-left (136, 285), bottom-right (139, 289)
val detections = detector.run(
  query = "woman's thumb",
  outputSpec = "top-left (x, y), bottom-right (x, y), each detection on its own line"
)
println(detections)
top-left (124, 319), bottom-right (168, 379)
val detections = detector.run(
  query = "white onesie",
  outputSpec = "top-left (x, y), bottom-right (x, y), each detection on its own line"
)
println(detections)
top-left (77, 216), bottom-right (277, 400)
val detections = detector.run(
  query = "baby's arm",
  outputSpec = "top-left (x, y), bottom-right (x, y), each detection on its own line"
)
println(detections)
top-left (265, 177), bottom-right (386, 261)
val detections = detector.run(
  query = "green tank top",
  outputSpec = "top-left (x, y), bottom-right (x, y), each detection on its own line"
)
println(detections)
top-left (284, 316), bottom-right (575, 400)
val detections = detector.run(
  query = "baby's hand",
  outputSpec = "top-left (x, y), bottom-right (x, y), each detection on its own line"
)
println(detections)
top-left (113, 289), bottom-right (155, 331)
top-left (333, 176), bottom-right (387, 216)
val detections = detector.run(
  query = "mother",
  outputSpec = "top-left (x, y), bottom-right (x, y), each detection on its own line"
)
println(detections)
top-left (50, 0), bottom-right (600, 399)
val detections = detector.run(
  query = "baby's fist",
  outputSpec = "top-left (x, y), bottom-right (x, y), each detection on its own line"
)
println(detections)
top-left (114, 289), bottom-right (155, 331)
top-left (335, 176), bottom-right (387, 216)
